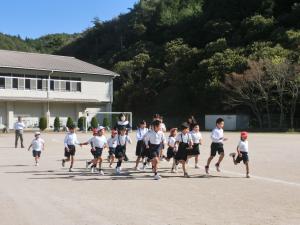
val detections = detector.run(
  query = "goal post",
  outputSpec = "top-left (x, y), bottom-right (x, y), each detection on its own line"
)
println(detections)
top-left (86, 112), bottom-right (133, 131)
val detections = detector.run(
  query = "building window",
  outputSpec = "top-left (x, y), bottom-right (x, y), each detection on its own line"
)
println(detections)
top-left (0, 77), bottom-right (4, 89)
top-left (13, 78), bottom-right (18, 89)
top-left (25, 79), bottom-right (30, 90)
top-left (50, 80), bottom-right (54, 90)
top-left (66, 81), bottom-right (70, 91)
top-left (37, 79), bottom-right (42, 90)
top-left (77, 82), bottom-right (81, 92)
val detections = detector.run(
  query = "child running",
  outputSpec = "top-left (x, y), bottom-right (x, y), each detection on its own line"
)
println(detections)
top-left (115, 127), bottom-right (132, 174)
top-left (107, 129), bottom-right (118, 168)
top-left (205, 118), bottom-right (228, 174)
top-left (62, 125), bottom-right (80, 172)
top-left (164, 128), bottom-right (178, 173)
top-left (27, 132), bottom-right (45, 166)
top-left (144, 120), bottom-right (166, 180)
top-left (175, 122), bottom-right (193, 178)
top-left (229, 131), bottom-right (250, 178)
top-left (81, 126), bottom-right (108, 175)
top-left (85, 129), bottom-right (98, 169)
top-left (188, 124), bottom-right (203, 169)
top-left (134, 120), bottom-right (149, 170)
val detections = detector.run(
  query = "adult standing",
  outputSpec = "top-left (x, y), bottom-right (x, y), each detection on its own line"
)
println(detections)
top-left (14, 116), bottom-right (25, 148)
top-left (187, 115), bottom-right (197, 131)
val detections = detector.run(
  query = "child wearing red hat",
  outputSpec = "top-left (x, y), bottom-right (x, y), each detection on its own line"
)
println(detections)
top-left (229, 131), bottom-right (250, 178)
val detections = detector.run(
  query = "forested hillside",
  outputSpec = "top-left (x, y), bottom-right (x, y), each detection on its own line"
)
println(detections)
top-left (1, 0), bottom-right (300, 128)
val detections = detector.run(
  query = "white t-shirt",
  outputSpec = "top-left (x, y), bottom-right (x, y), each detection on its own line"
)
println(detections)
top-left (64, 132), bottom-right (80, 147)
top-left (14, 121), bottom-right (25, 130)
top-left (31, 138), bottom-right (45, 151)
top-left (144, 130), bottom-right (166, 145)
top-left (211, 127), bottom-right (224, 143)
top-left (237, 140), bottom-right (248, 153)
top-left (160, 123), bottom-right (167, 132)
top-left (168, 136), bottom-right (176, 148)
top-left (88, 135), bottom-right (107, 148)
top-left (136, 128), bottom-right (149, 141)
top-left (190, 131), bottom-right (202, 144)
top-left (176, 132), bottom-right (192, 144)
top-left (117, 135), bottom-right (132, 146)
top-left (107, 136), bottom-right (118, 148)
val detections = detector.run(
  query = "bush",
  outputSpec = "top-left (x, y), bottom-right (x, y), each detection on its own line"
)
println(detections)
top-left (39, 117), bottom-right (47, 131)
top-left (90, 116), bottom-right (98, 129)
top-left (54, 117), bottom-right (60, 132)
top-left (78, 117), bottom-right (86, 131)
top-left (66, 117), bottom-right (74, 129)
top-left (102, 116), bottom-right (110, 127)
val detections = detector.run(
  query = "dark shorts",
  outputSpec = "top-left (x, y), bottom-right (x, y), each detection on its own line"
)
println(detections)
top-left (64, 145), bottom-right (76, 158)
top-left (93, 147), bottom-right (103, 158)
top-left (141, 147), bottom-right (150, 158)
top-left (33, 150), bottom-right (41, 157)
top-left (90, 149), bottom-right (96, 158)
top-left (109, 147), bottom-right (116, 156)
top-left (210, 142), bottom-right (224, 156)
top-left (115, 145), bottom-right (126, 159)
top-left (175, 143), bottom-right (189, 161)
top-left (149, 144), bottom-right (160, 160)
top-left (236, 152), bottom-right (249, 163)
top-left (136, 140), bottom-right (146, 156)
top-left (166, 147), bottom-right (175, 159)
top-left (188, 143), bottom-right (200, 156)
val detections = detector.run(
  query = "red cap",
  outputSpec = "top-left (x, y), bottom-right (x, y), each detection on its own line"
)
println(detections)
top-left (241, 131), bottom-right (248, 138)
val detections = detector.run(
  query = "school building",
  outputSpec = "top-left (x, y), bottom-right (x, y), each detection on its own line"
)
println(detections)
top-left (0, 49), bottom-right (118, 129)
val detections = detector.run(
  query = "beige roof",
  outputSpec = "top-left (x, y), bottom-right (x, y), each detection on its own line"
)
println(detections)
top-left (0, 49), bottom-right (118, 76)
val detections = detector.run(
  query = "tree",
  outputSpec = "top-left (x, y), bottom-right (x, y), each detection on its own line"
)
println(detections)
top-left (90, 116), bottom-right (98, 129)
top-left (77, 117), bottom-right (86, 131)
top-left (102, 117), bottom-right (110, 128)
top-left (66, 117), bottom-right (74, 129)
top-left (54, 117), bottom-right (60, 132)
top-left (39, 117), bottom-right (47, 131)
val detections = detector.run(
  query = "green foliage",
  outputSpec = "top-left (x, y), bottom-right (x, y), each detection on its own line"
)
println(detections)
top-left (54, 117), bottom-right (60, 132)
top-left (66, 117), bottom-right (74, 129)
top-left (3, 0), bottom-right (300, 124)
top-left (90, 116), bottom-right (98, 129)
top-left (102, 117), bottom-right (110, 127)
top-left (39, 117), bottom-right (47, 131)
top-left (77, 117), bottom-right (86, 131)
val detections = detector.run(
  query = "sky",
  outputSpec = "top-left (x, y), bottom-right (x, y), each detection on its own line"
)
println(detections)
top-left (0, 0), bottom-right (138, 39)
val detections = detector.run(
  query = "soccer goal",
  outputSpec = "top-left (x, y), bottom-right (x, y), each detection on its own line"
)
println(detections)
top-left (87, 111), bottom-right (133, 131)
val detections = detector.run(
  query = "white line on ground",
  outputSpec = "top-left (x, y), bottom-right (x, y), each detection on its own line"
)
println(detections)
top-left (201, 166), bottom-right (300, 188)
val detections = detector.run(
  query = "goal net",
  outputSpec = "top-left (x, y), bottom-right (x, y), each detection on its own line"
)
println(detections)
top-left (87, 112), bottom-right (133, 131)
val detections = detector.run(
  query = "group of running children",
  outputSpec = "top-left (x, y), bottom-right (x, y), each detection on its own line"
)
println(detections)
top-left (28, 113), bottom-right (250, 180)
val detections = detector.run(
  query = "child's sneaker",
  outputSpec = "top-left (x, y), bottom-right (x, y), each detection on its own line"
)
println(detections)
top-left (215, 163), bottom-right (221, 172)
top-left (91, 167), bottom-right (95, 173)
top-left (195, 164), bottom-right (200, 169)
top-left (229, 153), bottom-right (236, 157)
top-left (205, 166), bottom-right (209, 174)
top-left (109, 164), bottom-right (112, 168)
top-left (61, 159), bottom-right (65, 167)
top-left (69, 168), bottom-right (73, 172)
top-left (99, 170), bottom-right (104, 176)
top-left (116, 167), bottom-right (121, 175)
top-left (246, 174), bottom-right (250, 178)
top-left (154, 174), bottom-right (161, 180)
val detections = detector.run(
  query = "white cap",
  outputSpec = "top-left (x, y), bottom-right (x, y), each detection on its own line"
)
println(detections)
top-left (35, 131), bottom-right (41, 136)
top-left (97, 126), bottom-right (105, 131)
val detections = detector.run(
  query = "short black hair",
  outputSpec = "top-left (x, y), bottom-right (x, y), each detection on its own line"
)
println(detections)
top-left (216, 118), bottom-right (224, 125)
top-left (152, 119), bottom-right (161, 127)
top-left (139, 120), bottom-right (146, 125)
top-left (181, 122), bottom-right (190, 130)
